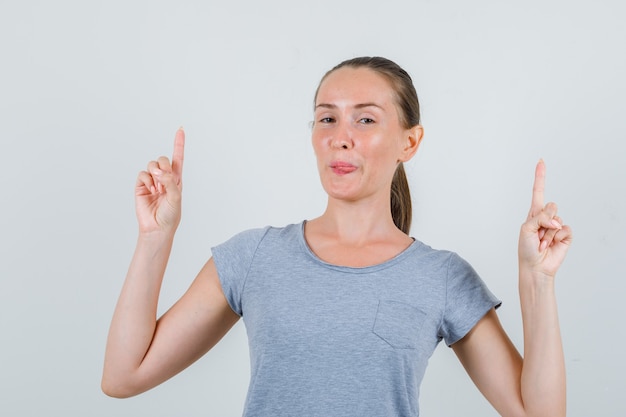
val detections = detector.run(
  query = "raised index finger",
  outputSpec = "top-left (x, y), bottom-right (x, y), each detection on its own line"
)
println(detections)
top-left (530, 159), bottom-right (546, 216)
top-left (172, 127), bottom-right (185, 179)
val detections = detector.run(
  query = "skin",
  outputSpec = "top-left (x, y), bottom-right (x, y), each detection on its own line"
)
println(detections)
top-left (306, 67), bottom-right (423, 266)
top-left (453, 159), bottom-right (571, 417)
top-left (102, 68), bottom-right (572, 417)
top-left (101, 129), bottom-right (239, 397)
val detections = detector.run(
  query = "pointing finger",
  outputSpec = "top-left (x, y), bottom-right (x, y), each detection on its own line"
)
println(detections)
top-left (172, 127), bottom-right (185, 180)
top-left (529, 159), bottom-right (546, 218)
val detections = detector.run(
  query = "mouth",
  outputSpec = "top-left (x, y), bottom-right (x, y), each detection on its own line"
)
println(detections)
top-left (330, 161), bottom-right (357, 175)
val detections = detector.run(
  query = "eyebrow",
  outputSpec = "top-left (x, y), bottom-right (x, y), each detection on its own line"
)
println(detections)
top-left (315, 102), bottom-right (385, 111)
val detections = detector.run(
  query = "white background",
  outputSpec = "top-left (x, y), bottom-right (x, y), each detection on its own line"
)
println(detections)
top-left (1, 0), bottom-right (624, 416)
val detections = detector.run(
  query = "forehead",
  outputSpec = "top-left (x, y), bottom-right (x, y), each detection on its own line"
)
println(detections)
top-left (316, 67), bottom-right (396, 107)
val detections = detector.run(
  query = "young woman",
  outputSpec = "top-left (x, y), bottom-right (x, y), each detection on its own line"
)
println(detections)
top-left (102, 57), bottom-right (572, 416)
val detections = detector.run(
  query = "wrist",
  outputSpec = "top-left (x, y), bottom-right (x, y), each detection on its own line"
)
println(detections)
top-left (519, 265), bottom-right (556, 281)
top-left (519, 269), bottom-right (557, 303)
top-left (137, 229), bottom-right (176, 247)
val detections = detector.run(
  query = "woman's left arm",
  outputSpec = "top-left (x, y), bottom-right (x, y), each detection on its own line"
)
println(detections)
top-left (452, 160), bottom-right (572, 417)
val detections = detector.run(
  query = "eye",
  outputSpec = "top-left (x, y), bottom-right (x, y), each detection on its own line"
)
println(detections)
top-left (358, 117), bottom-right (375, 124)
top-left (318, 117), bottom-right (335, 124)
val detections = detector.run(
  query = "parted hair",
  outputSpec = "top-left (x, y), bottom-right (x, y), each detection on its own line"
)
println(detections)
top-left (315, 56), bottom-right (421, 234)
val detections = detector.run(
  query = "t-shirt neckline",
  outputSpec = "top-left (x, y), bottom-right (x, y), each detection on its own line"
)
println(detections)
top-left (297, 220), bottom-right (420, 274)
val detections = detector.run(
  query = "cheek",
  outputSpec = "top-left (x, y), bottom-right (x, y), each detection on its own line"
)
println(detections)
top-left (311, 138), bottom-right (323, 160)
top-left (368, 133), bottom-right (400, 158)
top-left (311, 139), bottom-right (327, 170)
top-left (310, 128), bottom-right (323, 147)
top-left (311, 129), bottom-right (332, 155)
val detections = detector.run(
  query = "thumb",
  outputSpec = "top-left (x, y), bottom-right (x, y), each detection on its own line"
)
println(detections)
top-left (523, 202), bottom-right (560, 232)
top-left (524, 213), bottom-right (559, 232)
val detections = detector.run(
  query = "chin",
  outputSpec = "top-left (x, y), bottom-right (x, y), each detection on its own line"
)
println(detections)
top-left (323, 186), bottom-right (361, 202)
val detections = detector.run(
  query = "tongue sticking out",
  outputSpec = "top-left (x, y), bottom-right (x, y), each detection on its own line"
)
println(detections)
top-left (331, 162), bottom-right (357, 175)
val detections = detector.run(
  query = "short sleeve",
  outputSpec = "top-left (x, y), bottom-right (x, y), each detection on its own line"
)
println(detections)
top-left (211, 227), bottom-right (270, 316)
top-left (439, 252), bottom-right (501, 346)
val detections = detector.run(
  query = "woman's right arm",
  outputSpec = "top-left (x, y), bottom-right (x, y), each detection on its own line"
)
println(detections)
top-left (101, 129), bottom-right (239, 398)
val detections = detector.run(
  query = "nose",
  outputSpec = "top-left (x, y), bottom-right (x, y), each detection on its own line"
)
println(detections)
top-left (332, 139), bottom-right (351, 150)
top-left (330, 121), bottom-right (354, 150)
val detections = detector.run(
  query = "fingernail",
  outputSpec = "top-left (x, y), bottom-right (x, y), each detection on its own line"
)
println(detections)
top-left (540, 240), bottom-right (548, 251)
top-left (551, 219), bottom-right (562, 229)
top-left (152, 169), bottom-right (163, 176)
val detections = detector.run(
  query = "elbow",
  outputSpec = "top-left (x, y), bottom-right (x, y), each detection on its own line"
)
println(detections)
top-left (101, 380), bottom-right (131, 399)
top-left (101, 361), bottom-right (156, 398)
top-left (101, 374), bottom-right (141, 399)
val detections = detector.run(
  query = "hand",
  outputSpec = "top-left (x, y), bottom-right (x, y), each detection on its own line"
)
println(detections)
top-left (135, 128), bottom-right (185, 234)
top-left (518, 160), bottom-right (573, 279)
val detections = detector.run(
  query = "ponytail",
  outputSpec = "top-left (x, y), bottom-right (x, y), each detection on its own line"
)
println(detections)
top-left (391, 163), bottom-right (412, 234)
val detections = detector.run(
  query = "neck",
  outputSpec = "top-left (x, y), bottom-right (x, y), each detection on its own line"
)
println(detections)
top-left (304, 193), bottom-right (414, 268)
top-left (310, 194), bottom-right (405, 245)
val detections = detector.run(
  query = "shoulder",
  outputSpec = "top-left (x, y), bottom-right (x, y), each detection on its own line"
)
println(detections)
top-left (212, 222), bottom-right (302, 254)
top-left (403, 240), bottom-right (484, 287)
top-left (407, 238), bottom-right (458, 266)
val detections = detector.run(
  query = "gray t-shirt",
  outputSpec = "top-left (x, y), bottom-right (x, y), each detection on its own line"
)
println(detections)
top-left (212, 222), bottom-right (500, 417)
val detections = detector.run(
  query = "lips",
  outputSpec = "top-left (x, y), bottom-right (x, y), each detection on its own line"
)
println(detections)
top-left (330, 161), bottom-right (357, 175)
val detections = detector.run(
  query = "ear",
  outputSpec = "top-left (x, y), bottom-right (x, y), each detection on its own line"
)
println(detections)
top-left (398, 125), bottom-right (423, 162)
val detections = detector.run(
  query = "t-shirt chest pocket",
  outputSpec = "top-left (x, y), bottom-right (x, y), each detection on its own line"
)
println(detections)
top-left (372, 300), bottom-right (427, 349)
